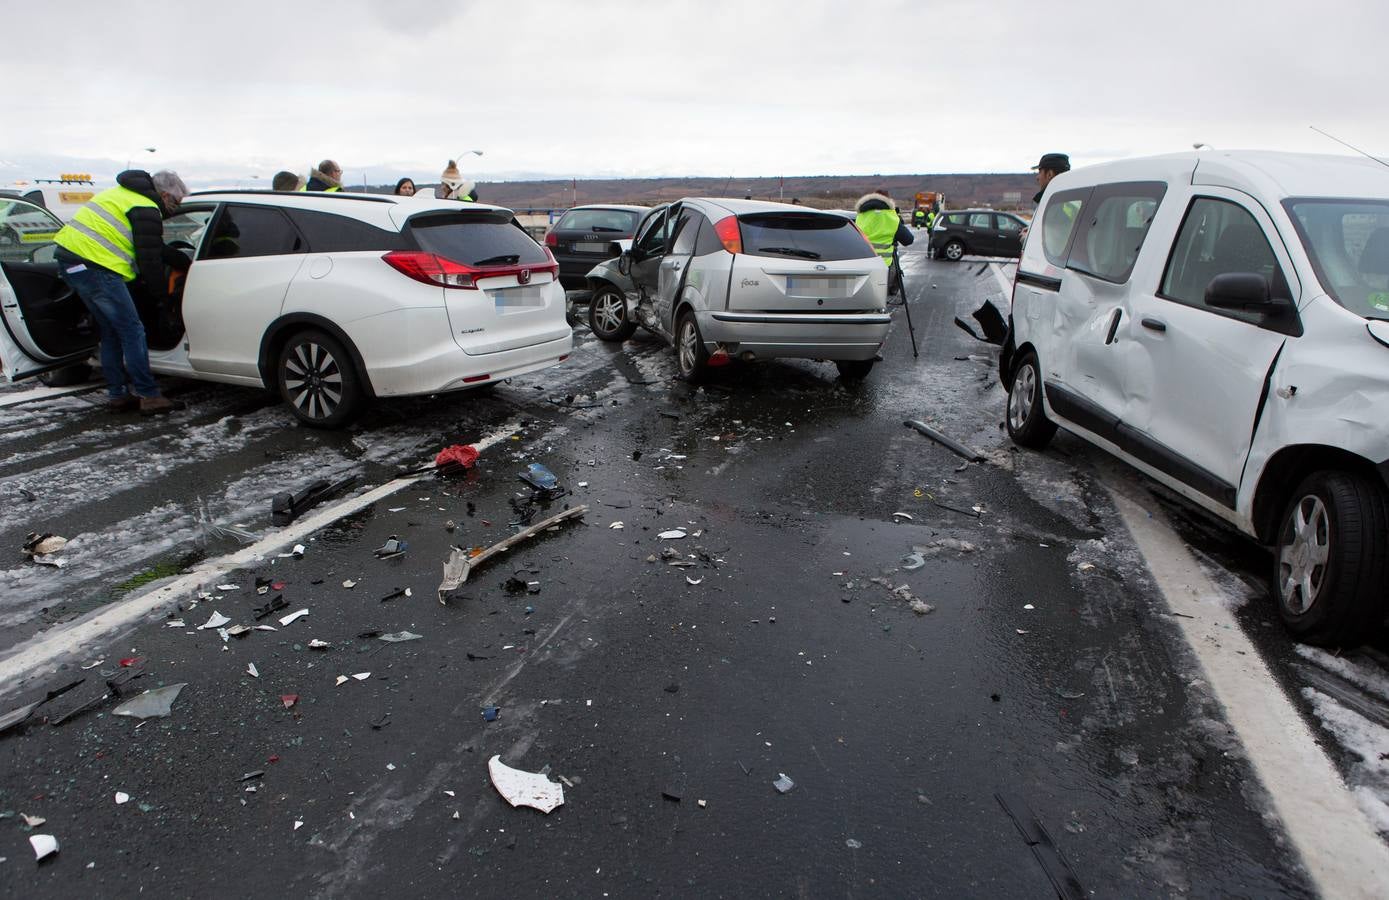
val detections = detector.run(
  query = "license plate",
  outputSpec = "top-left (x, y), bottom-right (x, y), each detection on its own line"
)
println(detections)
top-left (574, 242), bottom-right (610, 253)
top-left (491, 287), bottom-right (545, 314)
top-left (785, 276), bottom-right (852, 298)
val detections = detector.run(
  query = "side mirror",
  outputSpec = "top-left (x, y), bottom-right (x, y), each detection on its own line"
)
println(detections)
top-left (617, 251), bottom-right (632, 276)
top-left (1205, 272), bottom-right (1279, 311)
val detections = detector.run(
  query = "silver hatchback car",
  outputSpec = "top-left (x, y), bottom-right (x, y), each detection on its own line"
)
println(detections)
top-left (588, 199), bottom-right (890, 380)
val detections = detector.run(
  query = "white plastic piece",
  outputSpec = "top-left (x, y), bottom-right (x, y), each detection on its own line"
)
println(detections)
top-left (198, 611), bottom-right (230, 630)
top-left (487, 755), bottom-right (565, 813)
top-left (278, 609), bottom-right (309, 626)
top-left (352, 672), bottom-right (371, 681)
top-left (246, 663), bottom-right (259, 678)
top-left (658, 530), bottom-right (687, 540)
top-left (115, 792), bottom-right (130, 805)
top-left (30, 834), bottom-right (58, 861)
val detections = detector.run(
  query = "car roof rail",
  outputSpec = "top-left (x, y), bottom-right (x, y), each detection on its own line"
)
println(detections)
top-left (187, 190), bottom-right (396, 204)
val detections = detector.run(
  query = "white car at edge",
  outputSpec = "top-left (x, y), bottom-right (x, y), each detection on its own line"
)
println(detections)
top-left (1001, 150), bottom-right (1389, 646)
top-left (0, 190), bottom-right (573, 427)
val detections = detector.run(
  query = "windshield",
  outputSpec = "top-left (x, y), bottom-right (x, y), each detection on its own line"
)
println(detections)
top-left (0, 198), bottom-right (63, 263)
top-left (1285, 198), bottom-right (1389, 319)
top-left (555, 209), bottom-right (640, 234)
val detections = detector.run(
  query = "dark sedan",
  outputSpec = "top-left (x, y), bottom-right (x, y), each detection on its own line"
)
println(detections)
top-left (545, 204), bottom-right (650, 289)
top-left (928, 209), bottom-right (1028, 261)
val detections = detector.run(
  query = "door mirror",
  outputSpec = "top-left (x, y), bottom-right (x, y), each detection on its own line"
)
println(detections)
top-left (1205, 272), bottom-right (1275, 310)
top-left (617, 251), bottom-right (632, 276)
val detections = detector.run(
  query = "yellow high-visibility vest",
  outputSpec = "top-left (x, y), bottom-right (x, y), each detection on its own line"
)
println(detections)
top-left (856, 208), bottom-right (900, 265)
top-left (53, 185), bottom-right (158, 281)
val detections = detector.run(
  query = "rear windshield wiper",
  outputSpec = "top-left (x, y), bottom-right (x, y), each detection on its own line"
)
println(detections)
top-left (588, 226), bottom-right (625, 233)
top-left (758, 247), bottom-right (821, 259)
top-left (473, 254), bottom-right (520, 266)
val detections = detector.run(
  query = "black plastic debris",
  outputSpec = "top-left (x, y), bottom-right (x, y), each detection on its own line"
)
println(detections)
top-left (904, 420), bottom-right (985, 463)
top-left (374, 536), bottom-right (407, 560)
top-left (954, 299), bottom-right (1008, 345)
top-left (253, 595), bottom-right (289, 620)
top-left (271, 475), bottom-right (358, 527)
top-left (379, 588), bottom-right (408, 603)
top-left (996, 793), bottom-right (1086, 900)
top-left (0, 679), bottom-right (83, 736)
top-left (240, 770), bottom-right (265, 782)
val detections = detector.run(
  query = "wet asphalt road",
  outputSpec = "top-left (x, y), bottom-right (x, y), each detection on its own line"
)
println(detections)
top-left (0, 239), bottom-right (1366, 896)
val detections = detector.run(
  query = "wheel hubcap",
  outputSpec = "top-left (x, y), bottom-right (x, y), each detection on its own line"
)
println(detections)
top-left (947, 243), bottom-right (963, 260)
top-left (678, 321), bottom-right (697, 373)
top-left (1278, 495), bottom-right (1331, 615)
top-left (283, 342), bottom-right (343, 420)
top-left (593, 291), bottom-right (625, 334)
top-left (1009, 363), bottom-right (1036, 431)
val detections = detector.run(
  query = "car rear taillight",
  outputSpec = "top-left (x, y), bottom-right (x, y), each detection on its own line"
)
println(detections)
top-left (382, 250), bottom-right (559, 290)
top-left (544, 231), bottom-right (558, 247)
top-left (714, 216), bottom-right (742, 255)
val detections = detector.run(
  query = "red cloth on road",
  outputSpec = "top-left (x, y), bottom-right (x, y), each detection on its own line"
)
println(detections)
top-left (435, 444), bottom-right (479, 469)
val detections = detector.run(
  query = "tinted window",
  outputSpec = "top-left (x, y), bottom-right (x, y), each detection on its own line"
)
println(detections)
top-left (1285, 198), bottom-right (1389, 320)
top-left (634, 207), bottom-right (672, 255)
top-left (0, 198), bottom-right (62, 262)
top-left (163, 207), bottom-right (215, 256)
top-left (670, 210), bottom-right (703, 255)
top-left (555, 208), bottom-right (640, 234)
top-left (945, 213), bottom-right (968, 226)
top-left (407, 211), bottom-right (548, 265)
top-left (968, 213), bottom-right (992, 228)
top-left (1066, 181), bottom-right (1166, 284)
top-left (287, 208), bottom-right (407, 252)
top-left (738, 212), bottom-right (875, 261)
top-left (1040, 188), bottom-right (1091, 267)
top-left (204, 205), bottom-right (304, 259)
top-left (1160, 198), bottom-right (1287, 321)
top-left (996, 215), bottom-right (1023, 233)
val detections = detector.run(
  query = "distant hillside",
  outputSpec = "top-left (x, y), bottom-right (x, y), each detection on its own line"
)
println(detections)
top-left (356, 173), bottom-right (1036, 211)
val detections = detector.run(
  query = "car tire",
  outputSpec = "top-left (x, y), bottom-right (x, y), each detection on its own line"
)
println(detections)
top-left (1273, 470), bottom-right (1389, 646)
top-left (1005, 350), bottom-right (1056, 449)
top-left (39, 364), bottom-right (92, 387)
top-left (942, 239), bottom-right (966, 262)
top-left (675, 310), bottom-right (710, 383)
top-left (836, 359), bottom-right (875, 380)
top-left (588, 284), bottom-right (636, 342)
top-left (277, 330), bottom-right (365, 429)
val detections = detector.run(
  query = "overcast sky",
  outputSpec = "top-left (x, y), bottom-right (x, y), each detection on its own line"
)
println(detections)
top-left (2, 0), bottom-right (1386, 185)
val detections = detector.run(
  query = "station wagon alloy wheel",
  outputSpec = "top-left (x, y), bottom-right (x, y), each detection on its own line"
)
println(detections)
top-left (277, 330), bottom-right (365, 429)
top-left (1278, 494), bottom-right (1330, 616)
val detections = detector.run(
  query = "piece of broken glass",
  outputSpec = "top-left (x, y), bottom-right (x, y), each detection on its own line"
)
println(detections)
top-left (112, 683), bottom-right (187, 720)
top-left (773, 773), bottom-right (796, 794)
top-left (378, 631), bottom-right (422, 643)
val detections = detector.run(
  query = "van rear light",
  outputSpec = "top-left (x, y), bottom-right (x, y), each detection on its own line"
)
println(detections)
top-left (544, 231), bottom-right (558, 247)
top-left (382, 250), bottom-right (559, 290)
top-left (714, 216), bottom-right (742, 255)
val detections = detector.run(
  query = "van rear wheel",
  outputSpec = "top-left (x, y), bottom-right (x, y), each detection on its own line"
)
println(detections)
top-left (1006, 350), bottom-right (1056, 449)
top-left (1273, 470), bottom-right (1389, 646)
top-left (277, 330), bottom-right (364, 429)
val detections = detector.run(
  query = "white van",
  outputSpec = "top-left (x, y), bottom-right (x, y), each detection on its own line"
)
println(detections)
top-left (15, 176), bottom-right (102, 222)
top-left (1001, 151), bottom-right (1389, 646)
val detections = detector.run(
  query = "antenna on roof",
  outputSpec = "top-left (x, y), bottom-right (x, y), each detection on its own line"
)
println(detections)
top-left (1309, 125), bottom-right (1389, 170)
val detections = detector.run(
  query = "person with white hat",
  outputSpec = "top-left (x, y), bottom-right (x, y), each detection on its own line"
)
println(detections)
top-left (434, 160), bottom-right (478, 201)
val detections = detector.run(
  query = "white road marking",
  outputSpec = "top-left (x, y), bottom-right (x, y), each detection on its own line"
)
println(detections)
top-left (0, 423), bottom-right (520, 697)
top-left (0, 383), bottom-right (98, 408)
top-left (988, 261), bottom-right (1013, 299)
top-left (1111, 488), bottom-right (1389, 898)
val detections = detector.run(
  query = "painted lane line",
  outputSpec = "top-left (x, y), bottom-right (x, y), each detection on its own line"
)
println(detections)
top-left (0, 383), bottom-right (99, 408)
top-left (1111, 489), bottom-right (1389, 898)
top-left (988, 261), bottom-right (1014, 300)
top-left (0, 423), bottom-right (520, 697)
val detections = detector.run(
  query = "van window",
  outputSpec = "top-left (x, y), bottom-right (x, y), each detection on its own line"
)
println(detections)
top-left (1285, 198), bottom-right (1389, 320)
top-left (1065, 181), bottom-right (1166, 283)
top-left (1040, 188), bottom-right (1090, 266)
top-left (1160, 197), bottom-right (1288, 321)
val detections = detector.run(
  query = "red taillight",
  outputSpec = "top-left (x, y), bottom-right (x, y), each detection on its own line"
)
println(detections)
top-left (544, 231), bottom-right (558, 247)
top-left (713, 215), bottom-right (742, 255)
top-left (382, 251), bottom-right (558, 290)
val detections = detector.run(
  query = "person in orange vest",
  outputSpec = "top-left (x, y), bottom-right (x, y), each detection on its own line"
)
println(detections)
top-left (52, 170), bottom-right (191, 414)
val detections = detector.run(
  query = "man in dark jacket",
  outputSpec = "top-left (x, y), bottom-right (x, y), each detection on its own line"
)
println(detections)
top-left (1031, 152), bottom-right (1071, 204)
top-left (52, 170), bottom-right (191, 414)
top-left (305, 159), bottom-right (342, 192)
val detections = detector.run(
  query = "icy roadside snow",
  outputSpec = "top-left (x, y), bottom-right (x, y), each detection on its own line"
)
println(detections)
top-left (1302, 687), bottom-right (1389, 837)
top-left (1296, 646), bottom-right (1389, 703)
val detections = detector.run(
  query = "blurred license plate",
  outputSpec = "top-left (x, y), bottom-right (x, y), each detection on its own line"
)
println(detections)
top-left (574, 242), bottom-right (610, 253)
top-left (491, 287), bottom-right (544, 314)
top-left (785, 276), bottom-right (852, 298)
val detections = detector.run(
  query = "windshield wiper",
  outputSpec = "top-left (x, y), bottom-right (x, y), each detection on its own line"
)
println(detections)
top-left (473, 254), bottom-right (520, 266)
top-left (588, 226), bottom-right (625, 233)
top-left (759, 247), bottom-right (821, 259)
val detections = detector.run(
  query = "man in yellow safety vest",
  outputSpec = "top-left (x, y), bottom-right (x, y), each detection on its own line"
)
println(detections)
top-left (855, 189), bottom-right (914, 296)
top-left (52, 169), bottom-right (191, 415)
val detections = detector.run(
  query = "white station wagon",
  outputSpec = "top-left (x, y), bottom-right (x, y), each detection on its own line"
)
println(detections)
top-left (0, 191), bottom-right (572, 427)
top-left (1002, 151), bottom-right (1389, 646)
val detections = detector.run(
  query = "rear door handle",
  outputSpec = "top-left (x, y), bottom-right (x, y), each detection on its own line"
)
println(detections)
top-left (1105, 309), bottom-right (1123, 344)
top-left (1141, 317), bottom-right (1167, 333)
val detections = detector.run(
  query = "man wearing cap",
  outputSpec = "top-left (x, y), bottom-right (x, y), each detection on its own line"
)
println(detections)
top-left (435, 160), bottom-right (479, 201)
top-left (1031, 152), bottom-right (1071, 204)
top-left (52, 169), bottom-right (191, 415)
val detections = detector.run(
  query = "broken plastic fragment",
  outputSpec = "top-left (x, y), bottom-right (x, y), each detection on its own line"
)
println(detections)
top-left (30, 834), bottom-right (58, 861)
top-left (518, 463), bottom-right (561, 492)
top-left (165, 619), bottom-right (185, 628)
top-left (379, 631), bottom-right (422, 643)
top-left (487, 755), bottom-right (565, 813)
top-left (115, 792), bottom-right (129, 805)
top-left (891, 512), bottom-right (914, 522)
top-left (198, 611), bottom-right (230, 630)
top-left (658, 529), bottom-right (687, 540)
top-left (686, 576), bottom-right (703, 585)
top-left (1023, 604), bottom-right (1035, 610)
top-left (22, 813), bottom-right (45, 827)
top-left (352, 672), bottom-right (371, 681)
top-left (246, 663), bottom-right (259, 678)
top-left (435, 443), bottom-right (480, 470)
top-left (343, 579), bottom-right (357, 589)
top-left (226, 624), bottom-right (251, 638)
top-left (335, 675), bottom-right (349, 686)
top-left (279, 609), bottom-right (309, 626)
top-left (902, 551), bottom-right (926, 571)
top-left (293, 820), bottom-right (303, 831)
top-left (216, 584), bottom-right (239, 592)
top-left (773, 773), bottom-right (796, 794)
top-left (482, 706), bottom-right (500, 721)
top-left (909, 599), bottom-right (935, 615)
top-left (609, 521), bottom-right (624, 530)
top-left (308, 639), bottom-right (331, 650)
top-left (112, 683), bottom-right (187, 720)
top-left (374, 535), bottom-right (407, 559)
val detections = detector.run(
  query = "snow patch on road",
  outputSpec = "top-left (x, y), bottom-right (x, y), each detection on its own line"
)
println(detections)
top-left (1296, 646), bottom-right (1389, 704)
top-left (1303, 686), bottom-right (1389, 837)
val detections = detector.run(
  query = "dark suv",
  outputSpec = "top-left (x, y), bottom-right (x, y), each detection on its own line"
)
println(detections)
top-left (929, 209), bottom-right (1028, 261)
top-left (544, 205), bottom-right (650, 289)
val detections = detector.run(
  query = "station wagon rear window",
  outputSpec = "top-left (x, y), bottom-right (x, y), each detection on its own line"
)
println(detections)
top-left (407, 212), bottom-right (549, 266)
top-left (1285, 198), bottom-right (1389, 320)
top-left (737, 213), bottom-right (875, 261)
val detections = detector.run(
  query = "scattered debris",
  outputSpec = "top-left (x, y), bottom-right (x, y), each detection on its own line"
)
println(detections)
top-left (609, 522), bottom-right (624, 530)
top-left (482, 706), bottom-right (500, 721)
top-left (115, 792), bottom-right (130, 804)
top-left (0, 679), bottom-right (83, 735)
top-left (846, 838), bottom-right (863, 849)
top-left (773, 773), bottom-right (796, 794)
top-left (342, 579), bottom-right (357, 589)
top-left (246, 663), bottom-right (260, 678)
top-left (909, 599), bottom-right (935, 615)
top-left (686, 576), bottom-right (703, 586)
top-left (352, 672), bottom-right (371, 681)
top-left (30, 834), bottom-right (58, 862)
top-left (439, 505), bottom-right (588, 602)
top-left (902, 551), bottom-right (925, 571)
top-left (112, 683), bottom-right (187, 720)
top-left (240, 770), bottom-right (265, 782)
top-left (279, 609), bottom-right (309, 626)
top-left (22, 814), bottom-right (45, 827)
top-left (335, 676), bottom-right (349, 687)
top-left (308, 639), bottom-right (332, 650)
top-left (253, 595), bottom-right (288, 620)
top-left (433, 444), bottom-right (480, 474)
top-left (487, 755), bottom-right (565, 814)
top-left (379, 587), bottom-right (410, 602)
top-left (216, 584), bottom-right (239, 592)
top-left (904, 419), bottom-right (985, 463)
top-left (661, 790), bottom-right (682, 802)
top-left (1024, 604), bottom-right (1035, 610)
top-left (23, 532), bottom-right (67, 556)
top-left (518, 463), bottom-right (562, 495)
top-left (891, 512), bottom-right (914, 522)
top-left (658, 529), bottom-right (687, 540)
top-left (374, 535), bottom-right (407, 559)
top-left (198, 611), bottom-right (230, 630)
top-left (271, 475), bottom-right (358, 526)
top-left (279, 694), bottom-right (298, 709)
top-left (379, 631), bottom-right (423, 643)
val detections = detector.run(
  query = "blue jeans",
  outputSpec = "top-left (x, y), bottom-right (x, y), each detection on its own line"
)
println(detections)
top-left (58, 260), bottom-right (159, 399)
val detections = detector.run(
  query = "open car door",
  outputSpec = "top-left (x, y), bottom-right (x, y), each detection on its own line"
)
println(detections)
top-left (0, 198), bottom-right (97, 382)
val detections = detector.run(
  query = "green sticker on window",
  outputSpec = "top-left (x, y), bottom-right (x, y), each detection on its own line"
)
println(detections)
top-left (1371, 292), bottom-right (1389, 312)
